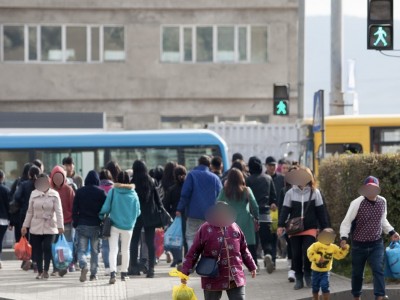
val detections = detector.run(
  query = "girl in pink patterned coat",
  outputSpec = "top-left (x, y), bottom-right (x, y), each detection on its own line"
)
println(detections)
top-left (181, 202), bottom-right (257, 300)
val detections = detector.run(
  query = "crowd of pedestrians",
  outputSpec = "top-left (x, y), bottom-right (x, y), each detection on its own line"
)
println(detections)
top-left (0, 153), bottom-right (398, 300)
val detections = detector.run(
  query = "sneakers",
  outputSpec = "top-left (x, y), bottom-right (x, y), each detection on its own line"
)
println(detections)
top-left (22, 260), bottom-right (32, 271)
top-left (89, 275), bottom-right (97, 281)
top-left (288, 270), bottom-right (295, 282)
top-left (51, 271), bottom-right (58, 277)
top-left (166, 252), bottom-right (172, 264)
top-left (263, 255), bottom-right (274, 274)
top-left (36, 273), bottom-right (43, 279)
top-left (146, 270), bottom-right (154, 278)
top-left (109, 272), bottom-right (116, 284)
top-left (79, 267), bottom-right (88, 282)
top-left (68, 264), bottom-right (76, 272)
top-left (59, 269), bottom-right (68, 277)
top-left (121, 272), bottom-right (129, 281)
top-left (43, 271), bottom-right (49, 280)
top-left (104, 268), bottom-right (110, 276)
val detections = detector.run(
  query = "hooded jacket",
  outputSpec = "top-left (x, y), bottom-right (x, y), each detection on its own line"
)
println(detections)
top-left (278, 186), bottom-right (329, 231)
top-left (72, 171), bottom-right (107, 227)
top-left (50, 166), bottom-right (75, 224)
top-left (99, 179), bottom-right (114, 194)
top-left (99, 183), bottom-right (141, 231)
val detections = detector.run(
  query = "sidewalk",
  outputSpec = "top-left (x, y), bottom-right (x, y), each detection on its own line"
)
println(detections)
top-left (0, 258), bottom-right (354, 300)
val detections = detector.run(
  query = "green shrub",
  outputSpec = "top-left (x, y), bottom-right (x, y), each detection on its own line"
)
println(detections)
top-left (318, 153), bottom-right (400, 280)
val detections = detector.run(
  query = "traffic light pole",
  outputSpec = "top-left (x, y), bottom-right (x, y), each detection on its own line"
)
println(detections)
top-left (330, 0), bottom-right (345, 115)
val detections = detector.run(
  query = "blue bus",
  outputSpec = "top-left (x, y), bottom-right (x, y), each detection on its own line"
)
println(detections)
top-left (0, 130), bottom-right (229, 184)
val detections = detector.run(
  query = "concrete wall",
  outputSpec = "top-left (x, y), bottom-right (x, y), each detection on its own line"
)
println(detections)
top-left (0, 0), bottom-right (299, 129)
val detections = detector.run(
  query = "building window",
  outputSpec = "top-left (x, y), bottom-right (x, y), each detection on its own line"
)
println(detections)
top-left (90, 26), bottom-right (100, 62)
top-left (103, 26), bottom-right (125, 61)
top-left (196, 27), bottom-right (213, 62)
top-left (28, 26), bottom-right (38, 61)
top-left (160, 25), bottom-right (266, 64)
top-left (183, 27), bottom-right (193, 62)
top-left (1, 24), bottom-right (125, 63)
top-left (217, 26), bottom-right (235, 62)
top-left (3, 25), bottom-right (24, 61)
top-left (251, 26), bottom-right (268, 63)
top-left (161, 26), bottom-right (180, 62)
top-left (66, 26), bottom-right (87, 62)
top-left (41, 26), bottom-right (62, 61)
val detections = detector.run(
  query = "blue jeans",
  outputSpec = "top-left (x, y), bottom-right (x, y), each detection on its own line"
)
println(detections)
top-left (76, 225), bottom-right (100, 276)
top-left (351, 240), bottom-right (385, 298)
top-left (312, 271), bottom-right (330, 294)
top-left (101, 238), bottom-right (110, 268)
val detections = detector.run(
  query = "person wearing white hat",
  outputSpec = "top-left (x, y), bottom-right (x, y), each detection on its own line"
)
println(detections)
top-left (340, 176), bottom-right (400, 300)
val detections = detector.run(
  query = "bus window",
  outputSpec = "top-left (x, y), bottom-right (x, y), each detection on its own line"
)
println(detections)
top-left (0, 150), bottom-right (30, 186)
top-left (299, 140), bottom-right (314, 171)
top-left (319, 143), bottom-right (363, 158)
top-left (109, 148), bottom-right (179, 171)
top-left (181, 146), bottom-right (220, 170)
top-left (371, 127), bottom-right (400, 153)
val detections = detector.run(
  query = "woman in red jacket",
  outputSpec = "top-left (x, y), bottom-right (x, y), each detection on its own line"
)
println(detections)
top-left (181, 202), bottom-right (257, 300)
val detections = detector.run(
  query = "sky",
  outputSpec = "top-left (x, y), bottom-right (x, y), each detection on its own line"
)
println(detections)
top-left (303, 0), bottom-right (400, 117)
top-left (306, 0), bottom-right (400, 18)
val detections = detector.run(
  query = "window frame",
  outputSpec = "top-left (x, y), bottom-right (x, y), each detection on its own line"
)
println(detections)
top-left (0, 24), bottom-right (125, 64)
top-left (160, 24), bottom-right (264, 64)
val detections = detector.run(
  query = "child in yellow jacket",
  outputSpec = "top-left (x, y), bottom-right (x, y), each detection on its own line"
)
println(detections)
top-left (307, 228), bottom-right (350, 300)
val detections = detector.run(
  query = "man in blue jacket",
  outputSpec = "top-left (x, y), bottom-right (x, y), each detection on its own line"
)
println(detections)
top-left (176, 156), bottom-right (222, 248)
top-left (72, 170), bottom-right (106, 282)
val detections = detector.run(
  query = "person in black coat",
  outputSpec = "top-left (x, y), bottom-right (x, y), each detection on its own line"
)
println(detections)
top-left (72, 170), bottom-right (106, 282)
top-left (129, 160), bottom-right (164, 278)
top-left (164, 165), bottom-right (187, 266)
top-left (14, 165), bottom-right (41, 239)
top-left (0, 170), bottom-right (10, 268)
top-left (9, 163), bottom-right (32, 243)
top-left (246, 156), bottom-right (277, 272)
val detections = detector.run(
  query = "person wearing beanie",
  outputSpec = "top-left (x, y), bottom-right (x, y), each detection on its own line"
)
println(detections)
top-left (340, 176), bottom-right (399, 300)
top-left (246, 156), bottom-right (277, 273)
top-left (265, 156), bottom-right (285, 211)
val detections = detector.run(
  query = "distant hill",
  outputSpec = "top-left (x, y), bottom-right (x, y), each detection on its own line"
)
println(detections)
top-left (304, 16), bottom-right (400, 117)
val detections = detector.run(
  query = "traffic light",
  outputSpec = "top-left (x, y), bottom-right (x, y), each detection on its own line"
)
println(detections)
top-left (367, 0), bottom-right (393, 50)
top-left (273, 84), bottom-right (289, 116)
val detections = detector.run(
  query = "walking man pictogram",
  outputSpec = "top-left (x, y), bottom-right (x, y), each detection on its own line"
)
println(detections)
top-left (373, 26), bottom-right (388, 47)
top-left (276, 101), bottom-right (287, 115)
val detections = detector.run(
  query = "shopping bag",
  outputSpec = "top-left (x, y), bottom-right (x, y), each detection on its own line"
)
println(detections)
top-left (164, 217), bottom-right (183, 250)
top-left (14, 237), bottom-right (32, 261)
top-left (52, 234), bottom-right (73, 270)
top-left (270, 209), bottom-right (279, 232)
top-left (169, 269), bottom-right (197, 300)
top-left (155, 228), bottom-right (165, 258)
top-left (385, 241), bottom-right (400, 279)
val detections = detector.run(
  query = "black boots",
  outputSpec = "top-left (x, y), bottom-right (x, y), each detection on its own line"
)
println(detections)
top-left (294, 274), bottom-right (304, 290)
top-left (121, 272), bottom-right (129, 281)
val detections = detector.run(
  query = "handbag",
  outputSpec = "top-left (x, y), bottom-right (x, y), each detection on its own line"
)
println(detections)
top-left (285, 190), bottom-right (313, 235)
top-left (196, 227), bottom-right (226, 278)
top-left (101, 189), bottom-right (115, 239)
top-left (246, 188), bottom-right (260, 232)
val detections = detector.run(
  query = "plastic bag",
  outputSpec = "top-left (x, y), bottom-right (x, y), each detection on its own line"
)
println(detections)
top-left (52, 234), bottom-right (73, 270)
top-left (385, 241), bottom-right (400, 278)
top-left (169, 269), bottom-right (197, 300)
top-left (155, 228), bottom-right (165, 258)
top-left (14, 237), bottom-right (32, 261)
top-left (270, 209), bottom-right (279, 232)
top-left (164, 217), bottom-right (183, 250)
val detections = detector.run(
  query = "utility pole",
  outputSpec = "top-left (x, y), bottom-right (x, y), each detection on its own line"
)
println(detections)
top-left (297, 0), bottom-right (305, 120)
top-left (330, 0), bottom-right (345, 115)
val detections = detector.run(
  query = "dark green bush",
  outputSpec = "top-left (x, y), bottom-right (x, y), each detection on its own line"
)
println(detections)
top-left (318, 153), bottom-right (400, 280)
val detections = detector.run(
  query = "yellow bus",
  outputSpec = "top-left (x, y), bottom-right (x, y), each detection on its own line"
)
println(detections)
top-left (299, 115), bottom-right (400, 174)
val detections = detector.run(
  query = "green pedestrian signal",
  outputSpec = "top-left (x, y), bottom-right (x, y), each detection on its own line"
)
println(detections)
top-left (369, 25), bottom-right (392, 49)
top-left (274, 100), bottom-right (289, 116)
top-left (273, 84), bottom-right (289, 116)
